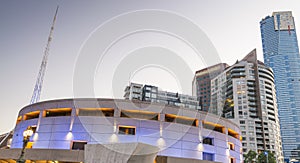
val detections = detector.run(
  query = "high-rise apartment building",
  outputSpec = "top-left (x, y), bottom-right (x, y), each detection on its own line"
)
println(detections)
top-left (124, 82), bottom-right (201, 110)
top-left (260, 11), bottom-right (300, 161)
top-left (192, 63), bottom-right (228, 112)
top-left (209, 50), bottom-right (283, 162)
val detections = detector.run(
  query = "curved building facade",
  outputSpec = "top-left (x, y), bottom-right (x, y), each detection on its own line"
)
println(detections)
top-left (9, 98), bottom-right (242, 163)
top-left (210, 50), bottom-right (283, 162)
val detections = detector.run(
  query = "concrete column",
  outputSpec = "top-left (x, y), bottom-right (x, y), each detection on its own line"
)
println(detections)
top-left (85, 143), bottom-right (159, 163)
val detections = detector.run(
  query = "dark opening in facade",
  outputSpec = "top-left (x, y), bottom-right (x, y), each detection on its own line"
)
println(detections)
top-left (72, 141), bottom-right (87, 150)
top-left (118, 126), bottom-right (136, 135)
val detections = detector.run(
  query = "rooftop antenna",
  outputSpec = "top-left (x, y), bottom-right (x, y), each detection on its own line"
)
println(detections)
top-left (30, 6), bottom-right (59, 104)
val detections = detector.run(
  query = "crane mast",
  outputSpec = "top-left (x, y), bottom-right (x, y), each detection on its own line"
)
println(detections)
top-left (30, 6), bottom-right (59, 104)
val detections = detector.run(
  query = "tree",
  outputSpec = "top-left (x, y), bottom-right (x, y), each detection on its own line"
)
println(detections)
top-left (244, 150), bottom-right (257, 163)
top-left (257, 151), bottom-right (276, 163)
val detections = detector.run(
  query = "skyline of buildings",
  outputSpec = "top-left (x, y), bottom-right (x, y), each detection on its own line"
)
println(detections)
top-left (2, 8), bottom-right (300, 163)
top-left (124, 11), bottom-right (300, 162)
top-left (2, 1), bottom-right (300, 136)
top-left (122, 10), bottom-right (300, 162)
top-left (260, 11), bottom-right (300, 161)
top-left (208, 50), bottom-right (283, 162)
top-left (124, 50), bottom-right (284, 162)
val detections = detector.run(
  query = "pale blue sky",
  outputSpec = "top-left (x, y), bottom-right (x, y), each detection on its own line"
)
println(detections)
top-left (1, 0), bottom-right (300, 134)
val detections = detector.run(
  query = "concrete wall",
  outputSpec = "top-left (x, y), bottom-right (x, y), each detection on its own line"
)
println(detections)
top-left (156, 156), bottom-right (221, 163)
top-left (85, 143), bottom-right (159, 163)
top-left (11, 98), bottom-right (242, 163)
top-left (0, 148), bottom-right (84, 162)
top-left (0, 148), bottom-right (221, 163)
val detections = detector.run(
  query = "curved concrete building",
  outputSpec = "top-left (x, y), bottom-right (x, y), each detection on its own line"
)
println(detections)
top-left (4, 98), bottom-right (242, 163)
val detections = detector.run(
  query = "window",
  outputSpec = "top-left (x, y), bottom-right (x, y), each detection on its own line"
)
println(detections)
top-left (249, 131), bottom-right (254, 136)
top-left (202, 121), bottom-right (224, 133)
top-left (230, 157), bottom-right (236, 163)
top-left (44, 108), bottom-right (71, 117)
top-left (202, 137), bottom-right (214, 145)
top-left (121, 110), bottom-right (158, 120)
top-left (118, 126), bottom-right (136, 135)
top-left (151, 94), bottom-right (157, 98)
top-left (71, 141), bottom-right (87, 150)
top-left (24, 111), bottom-right (40, 120)
top-left (228, 142), bottom-right (235, 150)
top-left (203, 152), bottom-right (214, 161)
top-left (78, 108), bottom-right (114, 117)
top-left (165, 114), bottom-right (198, 127)
top-left (145, 92), bottom-right (150, 97)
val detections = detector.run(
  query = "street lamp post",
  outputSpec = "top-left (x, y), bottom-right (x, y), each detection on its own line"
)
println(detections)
top-left (264, 151), bottom-right (269, 163)
top-left (17, 126), bottom-right (33, 163)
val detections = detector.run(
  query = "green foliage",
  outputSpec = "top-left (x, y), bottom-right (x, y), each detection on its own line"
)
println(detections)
top-left (257, 151), bottom-right (276, 163)
top-left (244, 150), bottom-right (257, 163)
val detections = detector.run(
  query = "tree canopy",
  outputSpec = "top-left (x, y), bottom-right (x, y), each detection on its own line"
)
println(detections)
top-left (244, 150), bottom-right (257, 163)
top-left (257, 151), bottom-right (276, 163)
top-left (244, 150), bottom-right (276, 163)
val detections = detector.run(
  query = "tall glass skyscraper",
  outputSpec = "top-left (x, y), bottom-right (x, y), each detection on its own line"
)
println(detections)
top-left (260, 11), bottom-right (300, 161)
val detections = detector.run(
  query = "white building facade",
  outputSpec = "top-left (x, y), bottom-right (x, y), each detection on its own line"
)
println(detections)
top-left (124, 83), bottom-right (201, 110)
top-left (210, 50), bottom-right (283, 162)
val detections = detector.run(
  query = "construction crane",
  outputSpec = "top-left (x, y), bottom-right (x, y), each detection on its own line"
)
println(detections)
top-left (30, 6), bottom-right (59, 104)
